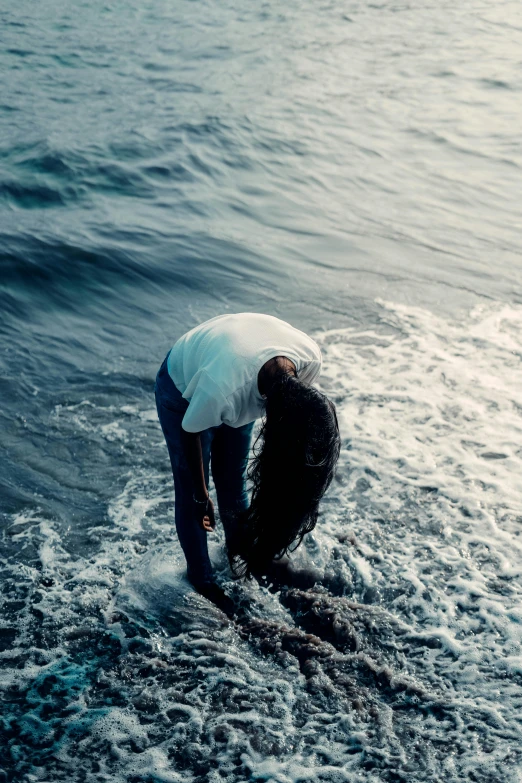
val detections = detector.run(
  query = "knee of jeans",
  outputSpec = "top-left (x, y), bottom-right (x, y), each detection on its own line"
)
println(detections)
top-left (219, 489), bottom-right (250, 515)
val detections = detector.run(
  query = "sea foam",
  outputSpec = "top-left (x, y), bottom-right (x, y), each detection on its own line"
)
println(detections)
top-left (1, 300), bottom-right (521, 782)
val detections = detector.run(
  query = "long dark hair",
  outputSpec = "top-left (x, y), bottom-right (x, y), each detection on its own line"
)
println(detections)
top-left (228, 372), bottom-right (341, 579)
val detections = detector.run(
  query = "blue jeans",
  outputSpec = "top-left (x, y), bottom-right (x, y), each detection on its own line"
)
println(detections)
top-left (155, 355), bottom-right (254, 585)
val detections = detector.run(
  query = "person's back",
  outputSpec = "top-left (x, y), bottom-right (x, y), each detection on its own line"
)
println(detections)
top-left (167, 312), bottom-right (322, 431)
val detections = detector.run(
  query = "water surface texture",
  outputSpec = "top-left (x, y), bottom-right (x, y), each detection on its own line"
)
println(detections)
top-left (1, 0), bottom-right (522, 781)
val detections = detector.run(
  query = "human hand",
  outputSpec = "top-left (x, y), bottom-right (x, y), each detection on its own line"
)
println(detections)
top-left (196, 496), bottom-right (215, 532)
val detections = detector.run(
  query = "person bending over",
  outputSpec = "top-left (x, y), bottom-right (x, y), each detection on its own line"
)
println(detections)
top-left (154, 313), bottom-right (340, 611)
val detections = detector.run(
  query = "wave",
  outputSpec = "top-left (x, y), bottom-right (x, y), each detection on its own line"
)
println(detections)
top-left (2, 301), bottom-right (521, 781)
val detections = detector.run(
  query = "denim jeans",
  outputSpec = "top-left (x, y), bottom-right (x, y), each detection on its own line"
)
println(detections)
top-left (155, 354), bottom-right (254, 586)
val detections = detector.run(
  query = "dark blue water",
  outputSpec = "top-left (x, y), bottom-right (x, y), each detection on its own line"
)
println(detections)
top-left (2, 1), bottom-right (522, 781)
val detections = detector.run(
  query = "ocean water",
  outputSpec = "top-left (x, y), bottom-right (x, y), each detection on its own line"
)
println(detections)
top-left (1, 0), bottom-right (522, 781)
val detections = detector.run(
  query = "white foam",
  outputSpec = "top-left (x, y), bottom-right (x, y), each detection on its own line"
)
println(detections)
top-left (107, 472), bottom-right (171, 533)
top-left (4, 300), bottom-right (522, 782)
top-left (310, 300), bottom-right (522, 754)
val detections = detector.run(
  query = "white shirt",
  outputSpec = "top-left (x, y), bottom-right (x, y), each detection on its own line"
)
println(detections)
top-left (167, 313), bottom-right (322, 433)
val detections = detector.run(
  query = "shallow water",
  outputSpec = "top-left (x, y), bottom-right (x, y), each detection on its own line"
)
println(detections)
top-left (1, 0), bottom-right (522, 780)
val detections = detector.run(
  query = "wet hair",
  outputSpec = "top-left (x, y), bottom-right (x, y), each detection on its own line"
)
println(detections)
top-left (228, 372), bottom-right (341, 579)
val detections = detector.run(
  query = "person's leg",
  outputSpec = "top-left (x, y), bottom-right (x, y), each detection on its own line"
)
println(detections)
top-left (155, 359), bottom-right (215, 586)
top-left (211, 421), bottom-right (254, 549)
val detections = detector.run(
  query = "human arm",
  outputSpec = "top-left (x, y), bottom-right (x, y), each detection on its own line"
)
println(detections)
top-left (180, 429), bottom-right (215, 532)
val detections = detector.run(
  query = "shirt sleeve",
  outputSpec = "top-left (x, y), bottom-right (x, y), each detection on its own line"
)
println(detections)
top-left (181, 370), bottom-right (233, 433)
top-left (297, 341), bottom-right (322, 386)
